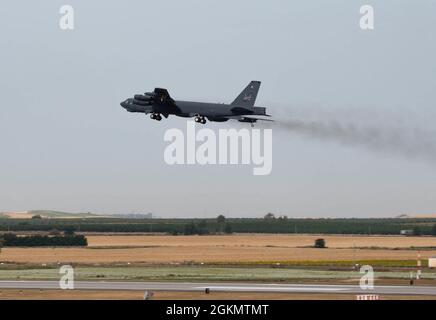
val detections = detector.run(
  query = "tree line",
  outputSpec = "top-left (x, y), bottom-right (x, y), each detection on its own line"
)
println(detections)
top-left (0, 216), bottom-right (436, 235)
top-left (0, 233), bottom-right (88, 247)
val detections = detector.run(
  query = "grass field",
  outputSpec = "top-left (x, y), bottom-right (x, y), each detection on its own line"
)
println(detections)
top-left (0, 266), bottom-right (435, 282)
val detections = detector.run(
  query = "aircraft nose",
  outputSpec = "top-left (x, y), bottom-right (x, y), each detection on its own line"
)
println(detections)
top-left (120, 101), bottom-right (127, 108)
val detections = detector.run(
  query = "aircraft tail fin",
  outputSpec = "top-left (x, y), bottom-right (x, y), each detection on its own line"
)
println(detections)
top-left (231, 81), bottom-right (261, 108)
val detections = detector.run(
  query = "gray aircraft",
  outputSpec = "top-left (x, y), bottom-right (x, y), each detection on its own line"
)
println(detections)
top-left (120, 81), bottom-right (271, 126)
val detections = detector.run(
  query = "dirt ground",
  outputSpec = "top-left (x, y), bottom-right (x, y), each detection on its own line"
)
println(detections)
top-left (154, 292), bottom-right (436, 300)
top-left (85, 234), bottom-right (436, 249)
top-left (0, 289), bottom-right (434, 300)
top-left (0, 212), bottom-right (32, 219)
top-left (1, 246), bottom-right (435, 265)
top-left (1, 234), bottom-right (436, 265)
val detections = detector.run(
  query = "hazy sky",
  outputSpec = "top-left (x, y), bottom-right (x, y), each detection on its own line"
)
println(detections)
top-left (1, 1), bottom-right (435, 218)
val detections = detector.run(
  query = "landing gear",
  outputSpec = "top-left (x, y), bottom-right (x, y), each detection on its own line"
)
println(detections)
top-left (150, 113), bottom-right (162, 121)
top-left (195, 116), bottom-right (206, 124)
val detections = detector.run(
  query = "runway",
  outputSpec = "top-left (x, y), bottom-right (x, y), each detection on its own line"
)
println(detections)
top-left (0, 281), bottom-right (435, 296)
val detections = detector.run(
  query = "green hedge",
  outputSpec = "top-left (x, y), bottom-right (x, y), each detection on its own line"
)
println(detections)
top-left (0, 233), bottom-right (88, 247)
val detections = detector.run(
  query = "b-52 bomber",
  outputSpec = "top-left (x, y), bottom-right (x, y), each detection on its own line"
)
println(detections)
top-left (121, 81), bottom-right (272, 126)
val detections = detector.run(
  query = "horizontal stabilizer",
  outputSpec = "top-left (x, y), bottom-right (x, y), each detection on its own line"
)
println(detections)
top-left (225, 115), bottom-right (274, 123)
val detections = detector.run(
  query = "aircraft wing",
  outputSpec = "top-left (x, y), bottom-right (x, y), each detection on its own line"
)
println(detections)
top-left (153, 88), bottom-right (175, 105)
top-left (224, 115), bottom-right (274, 123)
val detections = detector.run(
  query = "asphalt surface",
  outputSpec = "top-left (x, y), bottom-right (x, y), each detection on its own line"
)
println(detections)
top-left (0, 281), bottom-right (435, 296)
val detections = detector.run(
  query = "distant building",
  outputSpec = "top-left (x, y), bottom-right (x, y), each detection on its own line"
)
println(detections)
top-left (429, 257), bottom-right (436, 268)
top-left (112, 213), bottom-right (153, 219)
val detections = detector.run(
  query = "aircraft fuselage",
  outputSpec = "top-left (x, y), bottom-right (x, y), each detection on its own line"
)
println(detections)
top-left (121, 81), bottom-right (271, 125)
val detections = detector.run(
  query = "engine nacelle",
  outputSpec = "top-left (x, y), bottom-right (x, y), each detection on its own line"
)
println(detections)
top-left (207, 117), bottom-right (229, 122)
top-left (134, 94), bottom-right (152, 101)
top-left (133, 99), bottom-right (152, 106)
